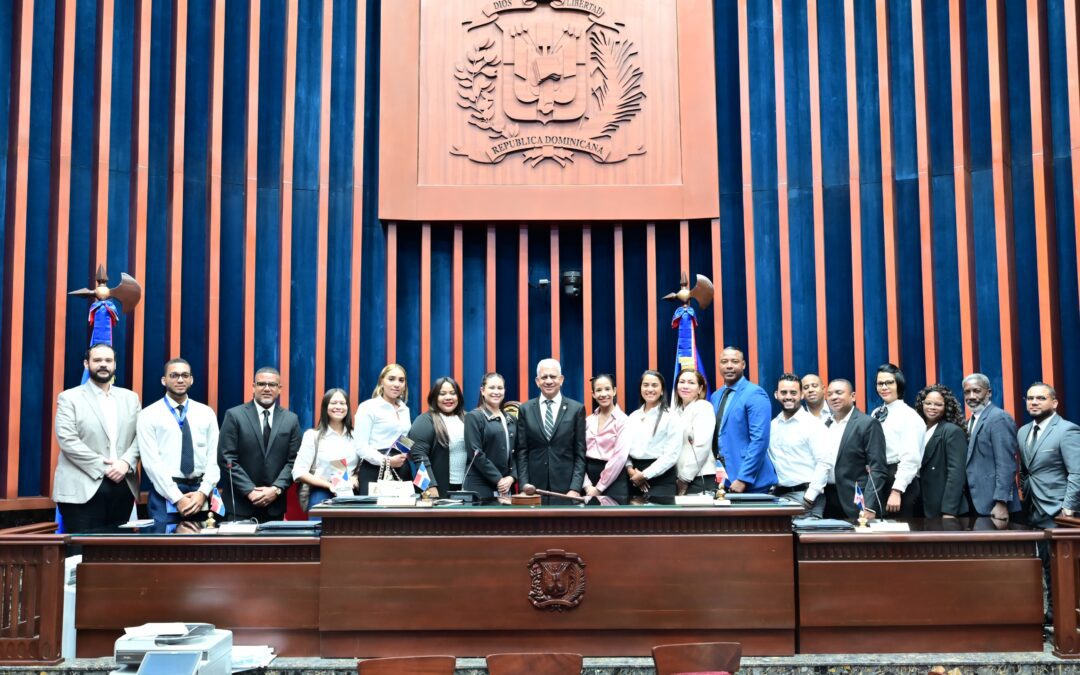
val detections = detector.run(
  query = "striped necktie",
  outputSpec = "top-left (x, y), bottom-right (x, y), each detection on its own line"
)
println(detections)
top-left (544, 399), bottom-right (556, 439)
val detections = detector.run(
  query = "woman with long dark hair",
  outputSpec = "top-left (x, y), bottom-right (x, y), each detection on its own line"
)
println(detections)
top-left (408, 377), bottom-right (466, 497)
top-left (624, 370), bottom-right (682, 498)
top-left (293, 388), bottom-right (356, 512)
top-left (582, 374), bottom-right (629, 499)
top-left (463, 372), bottom-right (518, 502)
top-left (914, 384), bottom-right (968, 518)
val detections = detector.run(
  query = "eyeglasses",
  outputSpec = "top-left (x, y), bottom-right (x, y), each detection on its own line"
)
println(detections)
top-left (876, 380), bottom-right (896, 388)
top-left (166, 372), bottom-right (192, 380)
top-left (1026, 395), bottom-right (1051, 402)
top-left (254, 382), bottom-right (281, 389)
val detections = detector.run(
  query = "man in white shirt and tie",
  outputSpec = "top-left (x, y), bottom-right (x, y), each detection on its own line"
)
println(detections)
top-left (768, 373), bottom-right (831, 516)
top-left (52, 343), bottom-right (141, 532)
top-left (137, 358), bottom-right (220, 525)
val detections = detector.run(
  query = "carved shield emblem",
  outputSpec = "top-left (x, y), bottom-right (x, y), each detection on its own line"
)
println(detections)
top-left (528, 549), bottom-right (586, 611)
top-left (453, 0), bottom-right (646, 166)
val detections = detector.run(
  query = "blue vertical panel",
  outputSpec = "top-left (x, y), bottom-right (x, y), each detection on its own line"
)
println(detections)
top-left (1004, 0), bottom-right (1040, 411)
top-left (964, 0), bottom-right (1003, 399)
top-left (288, 0), bottom-right (322, 426)
top-left (0, 0), bottom-right (12, 296)
top-left (325, 0), bottom-right (356, 394)
top-left (688, 219), bottom-right (716, 392)
top-left (217, 0), bottom-right (250, 410)
top-left (654, 223), bottom-right (679, 390)
top-left (429, 226), bottom-right (454, 388)
top-left (783, 0), bottom-right (817, 376)
top-left (854, 0), bottom-right (887, 399)
top-left (64, 1), bottom-right (100, 389)
top-left (525, 225), bottom-right (551, 399)
top-left (558, 227), bottom-right (583, 401)
top-left (588, 226), bottom-right (615, 388)
top-left (747, 0), bottom-right (782, 395)
top-left (461, 226), bottom-right (486, 400)
top-left (924, 0), bottom-right (962, 393)
top-left (493, 226), bottom-right (519, 398)
top-left (106, 0), bottom-right (134, 386)
top-left (17, 1), bottom-right (56, 494)
top-left (357, 0), bottom-right (384, 398)
top-left (394, 222), bottom-right (420, 415)
top-left (621, 223), bottom-right (648, 396)
top-left (180, 0), bottom-right (211, 400)
top-left (713, 0), bottom-right (746, 352)
top-left (886, 0), bottom-right (926, 399)
top-left (1047, 0), bottom-right (1078, 413)
top-left (817, 0), bottom-right (854, 382)
top-left (254, 0), bottom-right (285, 370)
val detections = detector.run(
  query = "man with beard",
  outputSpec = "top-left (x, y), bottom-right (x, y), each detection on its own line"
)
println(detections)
top-left (962, 373), bottom-right (1022, 522)
top-left (53, 343), bottom-right (142, 532)
top-left (768, 373), bottom-right (831, 516)
top-left (138, 358), bottom-right (220, 525)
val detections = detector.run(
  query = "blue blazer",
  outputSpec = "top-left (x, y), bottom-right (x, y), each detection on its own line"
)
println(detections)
top-left (966, 403), bottom-right (1021, 515)
top-left (710, 377), bottom-right (776, 492)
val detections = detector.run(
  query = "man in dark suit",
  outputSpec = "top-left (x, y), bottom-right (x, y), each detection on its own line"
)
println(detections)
top-left (515, 358), bottom-right (586, 499)
top-left (962, 373), bottom-right (1022, 522)
top-left (821, 379), bottom-right (889, 519)
top-left (217, 367), bottom-right (302, 521)
top-left (1018, 383), bottom-right (1080, 529)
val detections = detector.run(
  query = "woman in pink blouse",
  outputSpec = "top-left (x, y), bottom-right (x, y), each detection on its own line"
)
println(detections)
top-left (582, 374), bottom-right (630, 500)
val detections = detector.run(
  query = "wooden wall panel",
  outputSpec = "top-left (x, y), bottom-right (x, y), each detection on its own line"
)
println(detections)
top-left (349, 0), bottom-right (366, 410)
top-left (205, 0), bottom-right (225, 411)
top-left (278, 0), bottom-right (298, 407)
top-left (911, 0), bottom-right (938, 385)
top-left (774, 0), bottom-right (794, 374)
top-left (313, 0), bottom-right (333, 415)
top-left (90, 0), bottom-right (114, 274)
top-left (844, 0), bottom-right (867, 410)
top-left (738, 0), bottom-right (759, 384)
top-left (807, 0), bottom-right (829, 382)
top-left (1068, 0), bottom-right (1080, 317)
top-left (243, 0), bottom-right (261, 394)
top-left (876, 0), bottom-right (901, 367)
top-left (166, 0), bottom-right (188, 360)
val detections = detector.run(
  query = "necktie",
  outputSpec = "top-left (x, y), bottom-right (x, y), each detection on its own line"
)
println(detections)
top-left (714, 389), bottom-right (733, 457)
top-left (967, 415), bottom-right (975, 434)
top-left (873, 406), bottom-right (888, 422)
top-left (825, 418), bottom-right (833, 428)
top-left (1029, 423), bottom-right (1040, 449)
top-left (262, 409), bottom-right (272, 449)
top-left (544, 400), bottom-right (555, 440)
top-left (179, 404), bottom-right (195, 476)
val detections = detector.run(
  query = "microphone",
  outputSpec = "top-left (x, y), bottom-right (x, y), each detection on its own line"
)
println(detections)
top-left (451, 449), bottom-right (483, 504)
top-left (227, 461), bottom-right (237, 519)
top-left (462, 448), bottom-right (482, 482)
top-left (865, 466), bottom-right (882, 516)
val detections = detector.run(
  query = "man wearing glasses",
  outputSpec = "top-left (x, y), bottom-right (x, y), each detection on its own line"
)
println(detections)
top-left (137, 358), bottom-right (221, 526)
top-left (1018, 383), bottom-right (1080, 529)
top-left (217, 367), bottom-right (301, 521)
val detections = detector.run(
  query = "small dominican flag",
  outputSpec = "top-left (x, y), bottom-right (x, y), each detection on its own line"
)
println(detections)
top-left (715, 458), bottom-right (728, 486)
top-left (210, 487), bottom-right (226, 516)
top-left (413, 462), bottom-right (431, 491)
top-left (853, 483), bottom-right (865, 510)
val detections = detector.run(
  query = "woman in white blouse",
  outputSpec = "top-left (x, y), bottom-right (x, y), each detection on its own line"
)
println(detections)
top-left (355, 363), bottom-right (412, 494)
top-left (292, 388), bottom-right (358, 511)
top-left (673, 368), bottom-right (717, 495)
top-left (624, 370), bottom-right (682, 498)
top-left (407, 377), bottom-right (466, 498)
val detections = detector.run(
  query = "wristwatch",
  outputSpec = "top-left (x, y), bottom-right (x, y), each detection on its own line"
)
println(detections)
top-left (273, 486), bottom-right (283, 496)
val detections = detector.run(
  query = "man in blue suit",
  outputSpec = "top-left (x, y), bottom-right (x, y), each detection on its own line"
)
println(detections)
top-left (962, 373), bottom-right (1022, 523)
top-left (710, 347), bottom-right (775, 493)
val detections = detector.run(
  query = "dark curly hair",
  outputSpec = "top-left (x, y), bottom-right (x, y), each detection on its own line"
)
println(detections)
top-left (914, 384), bottom-right (965, 431)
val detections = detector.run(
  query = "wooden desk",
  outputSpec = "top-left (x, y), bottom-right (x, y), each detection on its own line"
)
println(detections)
top-left (796, 522), bottom-right (1044, 654)
top-left (71, 535), bottom-right (320, 657)
top-left (316, 504), bottom-right (802, 657)
top-left (1047, 516), bottom-right (1080, 657)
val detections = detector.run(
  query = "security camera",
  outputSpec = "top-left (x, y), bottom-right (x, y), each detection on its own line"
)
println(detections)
top-left (562, 271), bottom-right (582, 297)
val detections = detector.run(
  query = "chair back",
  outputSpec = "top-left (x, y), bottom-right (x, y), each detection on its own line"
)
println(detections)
top-left (486, 651), bottom-right (583, 675)
top-left (651, 641), bottom-right (742, 675)
top-left (356, 655), bottom-right (456, 675)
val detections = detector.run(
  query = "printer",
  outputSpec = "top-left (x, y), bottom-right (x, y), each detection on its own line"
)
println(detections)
top-left (113, 623), bottom-right (231, 675)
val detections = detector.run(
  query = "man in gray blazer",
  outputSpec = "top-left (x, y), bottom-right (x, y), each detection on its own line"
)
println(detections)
top-left (963, 373), bottom-right (1022, 522)
top-left (1018, 382), bottom-right (1080, 529)
top-left (52, 343), bottom-right (141, 532)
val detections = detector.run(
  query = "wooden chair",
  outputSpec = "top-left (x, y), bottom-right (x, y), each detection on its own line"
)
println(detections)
top-left (486, 651), bottom-right (583, 675)
top-left (651, 641), bottom-right (742, 675)
top-left (356, 655), bottom-right (456, 675)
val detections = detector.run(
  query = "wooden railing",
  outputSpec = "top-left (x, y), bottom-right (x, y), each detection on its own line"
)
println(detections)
top-left (0, 527), bottom-right (66, 664)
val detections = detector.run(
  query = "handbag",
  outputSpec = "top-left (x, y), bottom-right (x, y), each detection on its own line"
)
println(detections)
top-left (368, 454), bottom-right (415, 497)
top-left (298, 434), bottom-right (321, 511)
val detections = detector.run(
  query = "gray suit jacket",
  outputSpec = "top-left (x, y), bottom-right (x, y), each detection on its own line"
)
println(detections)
top-left (1018, 414), bottom-right (1080, 520)
top-left (966, 404), bottom-right (1021, 515)
top-left (53, 381), bottom-right (141, 504)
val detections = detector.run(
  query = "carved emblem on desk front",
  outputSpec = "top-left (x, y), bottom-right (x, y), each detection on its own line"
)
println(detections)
top-left (452, 0), bottom-right (645, 167)
top-left (528, 548), bottom-right (586, 610)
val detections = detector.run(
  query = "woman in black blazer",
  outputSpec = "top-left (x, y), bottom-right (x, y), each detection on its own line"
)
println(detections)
top-left (915, 384), bottom-right (968, 518)
top-left (407, 377), bottom-right (466, 498)
top-left (463, 372), bottom-right (517, 503)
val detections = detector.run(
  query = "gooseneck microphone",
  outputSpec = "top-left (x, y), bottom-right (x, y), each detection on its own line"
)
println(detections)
top-left (226, 461), bottom-right (237, 519)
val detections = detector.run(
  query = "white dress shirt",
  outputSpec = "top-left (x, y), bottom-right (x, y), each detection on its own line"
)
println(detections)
top-left (293, 427), bottom-right (359, 493)
top-left (354, 397), bottom-right (412, 466)
top-left (540, 392), bottom-right (564, 429)
top-left (256, 402), bottom-right (276, 432)
top-left (137, 396), bottom-right (221, 504)
top-left (877, 399), bottom-right (925, 493)
top-left (923, 424), bottom-right (938, 453)
top-left (824, 410), bottom-right (853, 485)
top-left (770, 408), bottom-right (833, 502)
top-left (626, 405), bottom-right (682, 480)
top-left (91, 383), bottom-right (120, 460)
top-left (674, 399), bottom-right (717, 482)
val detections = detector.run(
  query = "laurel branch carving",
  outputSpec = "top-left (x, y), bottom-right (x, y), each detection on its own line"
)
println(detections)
top-left (453, 39), bottom-right (519, 142)
top-left (579, 31), bottom-right (645, 142)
